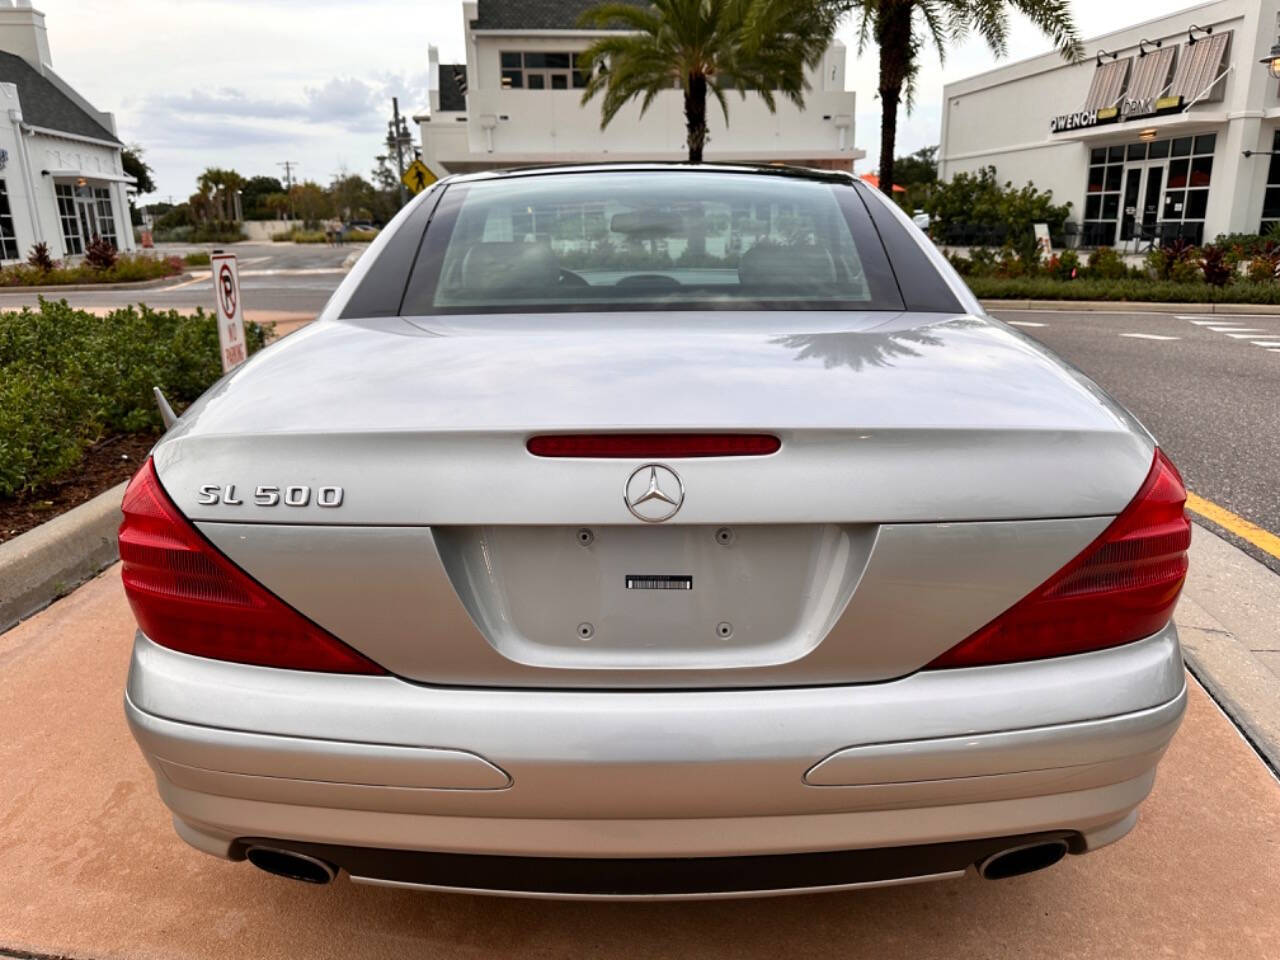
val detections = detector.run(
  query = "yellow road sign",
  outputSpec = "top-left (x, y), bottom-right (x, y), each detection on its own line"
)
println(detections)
top-left (402, 159), bottom-right (436, 195)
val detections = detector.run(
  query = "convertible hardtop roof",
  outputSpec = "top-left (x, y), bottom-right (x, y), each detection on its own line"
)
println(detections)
top-left (445, 162), bottom-right (860, 187)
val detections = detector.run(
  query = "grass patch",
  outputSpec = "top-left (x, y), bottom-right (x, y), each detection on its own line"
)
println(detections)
top-left (0, 299), bottom-right (272, 497)
top-left (182, 251), bottom-right (212, 266)
top-left (967, 276), bottom-right (1280, 305)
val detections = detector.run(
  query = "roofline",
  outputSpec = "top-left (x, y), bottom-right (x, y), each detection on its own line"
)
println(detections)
top-left (21, 121), bottom-right (121, 148)
top-left (441, 161), bottom-right (859, 185)
top-left (942, 0), bottom-right (1231, 92)
top-left (470, 28), bottom-right (632, 36)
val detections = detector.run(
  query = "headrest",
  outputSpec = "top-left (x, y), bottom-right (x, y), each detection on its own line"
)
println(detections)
top-left (738, 243), bottom-right (836, 289)
top-left (460, 242), bottom-right (559, 291)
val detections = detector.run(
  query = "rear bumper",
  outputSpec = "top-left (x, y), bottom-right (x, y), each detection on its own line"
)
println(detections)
top-left (126, 625), bottom-right (1186, 887)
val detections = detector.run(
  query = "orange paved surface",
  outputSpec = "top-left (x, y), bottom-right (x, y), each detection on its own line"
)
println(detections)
top-left (2, 568), bottom-right (1278, 960)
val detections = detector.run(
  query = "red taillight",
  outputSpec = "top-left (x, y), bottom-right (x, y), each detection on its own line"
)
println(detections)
top-left (527, 433), bottom-right (781, 458)
top-left (118, 459), bottom-right (386, 674)
top-left (927, 449), bottom-right (1190, 669)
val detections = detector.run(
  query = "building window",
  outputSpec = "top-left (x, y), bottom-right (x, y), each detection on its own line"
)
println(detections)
top-left (55, 183), bottom-right (82, 255)
top-left (0, 181), bottom-right (18, 260)
top-left (1162, 133), bottom-right (1214, 245)
top-left (500, 51), bottom-right (589, 90)
top-left (1082, 146), bottom-right (1124, 247)
top-left (1260, 129), bottom-right (1280, 235)
top-left (1082, 134), bottom-right (1217, 247)
top-left (93, 187), bottom-right (118, 248)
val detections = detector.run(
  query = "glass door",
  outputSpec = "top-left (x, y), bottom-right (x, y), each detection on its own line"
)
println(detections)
top-left (1140, 165), bottom-right (1163, 238)
top-left (76, 193), bottom-right (99, 244)
top-left (1120, 168), bottom-right (1143, 241)
top-left (1120, 162), bottom-right (1165, 247)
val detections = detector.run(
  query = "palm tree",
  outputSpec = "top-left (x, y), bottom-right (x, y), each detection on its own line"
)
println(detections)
top-left (577, 0), bottom-right (841, 162)
top-left (845, 0), bottom-right (1082, 193)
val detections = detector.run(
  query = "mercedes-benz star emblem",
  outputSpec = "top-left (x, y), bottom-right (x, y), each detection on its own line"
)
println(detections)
top-left (624, 463), bottom-right (685, 523)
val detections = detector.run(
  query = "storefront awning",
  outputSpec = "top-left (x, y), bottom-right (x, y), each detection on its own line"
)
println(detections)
top-left (1051, 110), bottom-right (1227, 144)
top-left (40, 169), bottom-right (137, 185)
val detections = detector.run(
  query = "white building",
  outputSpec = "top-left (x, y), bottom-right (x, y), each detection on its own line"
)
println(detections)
top-left (416, 0), bottom-right (861, 176)
top-left (939, 0), bottom-right (1280, 248)
top-left (0, 0), bottom-right (133, 264)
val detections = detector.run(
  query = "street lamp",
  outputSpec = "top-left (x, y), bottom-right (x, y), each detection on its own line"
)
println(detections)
top-left (1261, 43), bottom-right (1280, 80)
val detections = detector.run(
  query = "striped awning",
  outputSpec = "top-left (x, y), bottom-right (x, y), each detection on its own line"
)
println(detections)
top-left (1128, 46), bottom-right (1177, 100)
top-left (1083, 57), bottom-right (1131, 110)
top-left (1169, 31), bottom-right (1232, 103)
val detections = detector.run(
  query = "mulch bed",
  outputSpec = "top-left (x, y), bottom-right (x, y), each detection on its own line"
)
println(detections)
top-left (0, 432), bottom-right (159, 546)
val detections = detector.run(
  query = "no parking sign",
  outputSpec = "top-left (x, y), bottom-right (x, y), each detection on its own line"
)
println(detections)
top-left (211, 252), bottom-right (247, 372)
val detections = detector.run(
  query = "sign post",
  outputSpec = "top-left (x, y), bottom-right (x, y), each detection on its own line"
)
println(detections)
top-left (211, 251), bottom-right (247, 373)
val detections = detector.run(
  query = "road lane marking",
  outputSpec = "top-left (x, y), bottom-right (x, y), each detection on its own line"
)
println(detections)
top-left (1251, 341), bottom-right (1280, 347)
top-left (1007, 320), bottom-right (1046, 327)
top-left (1187, 493), bottom-right (1280, 562)
top-left (1224, 331), bottom-right (1267, 337)
top-left (1121, 333), bottom-right (1180, 340)
top-left (1186, 319), bottom-right (1222, 324)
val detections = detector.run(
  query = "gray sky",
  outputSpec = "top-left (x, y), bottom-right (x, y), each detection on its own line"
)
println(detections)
top-left (39, 0), bottom-right (1193, 200)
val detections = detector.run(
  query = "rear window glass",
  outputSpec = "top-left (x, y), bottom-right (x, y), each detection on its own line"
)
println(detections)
top-left (400, 171), bottom-right (903, 314)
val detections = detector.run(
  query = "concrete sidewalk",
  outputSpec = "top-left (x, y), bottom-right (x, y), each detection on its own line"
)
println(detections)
top-left (1, 563), bottom-right (1279, 959)
top-left (1179, 525), bottom-right (1280, 771)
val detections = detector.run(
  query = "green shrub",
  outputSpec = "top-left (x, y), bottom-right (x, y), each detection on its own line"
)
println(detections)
top-left (272, 228), bottom-right (328, 243)
top-left (925, 166), bottom-right (1071, 259)
top-left (0, 300), bottom-right (272, 497)
top-left (1085, 246), bottom-right (1128, 280)
top-left (1045, 249), bottom-right (1081, 281)
top-left (182, 251), bottom-right (212, 266)
top-left (0, 253), bottom-right (181, 287)
top-left (187, 220), bottom-right (245, 243)
top-left (1247, 248), bottom-right (1280, 282)
top-left (965, 276), bottom-right (1280, 304)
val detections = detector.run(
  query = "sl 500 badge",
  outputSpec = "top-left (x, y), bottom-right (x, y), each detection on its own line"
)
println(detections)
top-left (197, 484), bottom-right (343, 507)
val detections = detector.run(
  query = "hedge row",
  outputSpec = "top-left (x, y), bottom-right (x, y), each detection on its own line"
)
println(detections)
top-left (0, 253), bottom-right (184, 288)
top-left (967, 276), bottom-right (1280, 305)
top-left (0, 299), bottom-right (271, 498)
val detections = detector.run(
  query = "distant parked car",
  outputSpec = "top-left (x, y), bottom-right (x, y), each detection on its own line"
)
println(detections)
top-left (912, 209), bottom-right (931, 231)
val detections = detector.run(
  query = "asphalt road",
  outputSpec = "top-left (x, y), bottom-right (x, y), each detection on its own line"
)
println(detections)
top-left (0, 241), bottom-right (354, 316)
top-left (992, 308), bottom-right (1280, 574)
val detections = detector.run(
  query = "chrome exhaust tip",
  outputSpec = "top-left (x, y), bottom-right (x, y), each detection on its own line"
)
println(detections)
top-left (245, 845), bottom-right (337, 885)
top-left (977, 839), bottom-right (1069, 880)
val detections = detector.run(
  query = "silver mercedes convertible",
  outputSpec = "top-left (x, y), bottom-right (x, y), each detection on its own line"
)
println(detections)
top-left (121, 164), bottom-right (1189, 899)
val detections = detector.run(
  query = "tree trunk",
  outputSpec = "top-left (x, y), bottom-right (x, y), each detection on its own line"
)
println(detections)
top-left (685, 72), bottom-right (708, 163)
top-left (876, 1), bottom-right (914, 196)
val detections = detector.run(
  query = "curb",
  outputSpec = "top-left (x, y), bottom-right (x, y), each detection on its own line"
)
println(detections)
top-left (981, 298), bottom-right (1280, 315)
top-left (0, 274), bottom-right (194, 294)
top-left (0, 480), bottom-right (126, 633)
top-left (1176, 522), bottom-right (1280, 775)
